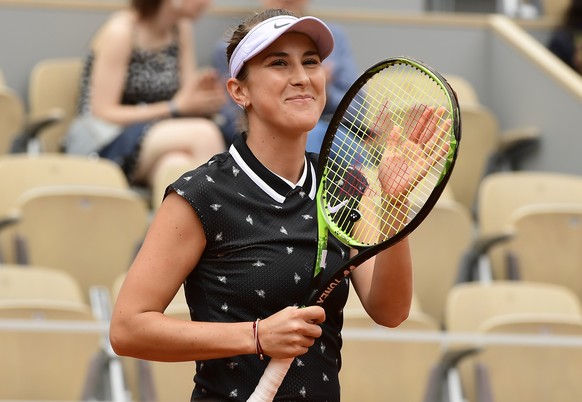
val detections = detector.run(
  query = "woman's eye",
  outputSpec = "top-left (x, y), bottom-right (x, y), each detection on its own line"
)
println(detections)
top-left (271, 59), bottom-right (287, 66)
top-left (304, 58), bottom-right (320, 66)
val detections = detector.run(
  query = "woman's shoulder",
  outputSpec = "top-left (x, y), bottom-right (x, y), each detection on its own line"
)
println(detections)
top-left (92, 10), bottom-right (135, 47)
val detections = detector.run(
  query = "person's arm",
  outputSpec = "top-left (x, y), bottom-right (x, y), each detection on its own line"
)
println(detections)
top-left (349, 228), bottom-right (413, 327)
top-left (90, 12), bottom-right (176, 125)
top-left (110, 192), bottom-right (325, 362)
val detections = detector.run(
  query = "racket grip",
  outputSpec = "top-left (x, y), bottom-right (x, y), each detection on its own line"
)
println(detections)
top-left (246, 357), bottom-right (294, 402)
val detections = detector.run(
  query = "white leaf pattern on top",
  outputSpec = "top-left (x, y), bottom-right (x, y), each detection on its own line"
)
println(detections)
top-left (183, 175), bottom-right (192, 181)
top-left (299, 387), bottom-right (307, 398)
top-left (229, 389), bottom-right (238, 398)
top-left (246, 215), bottom-right (254, 225)
top-left (294, 273), bottom-right (301, 284)
top-left (217, 276), bottom-right (226, 284)
top-left (232, 166), bottom-right (240, 176)
top-left (255, 290), bottom-right (266, 298)
top-left (252, 261), bottom-right (265, 267)
top-left (215, 232), bottom-right (223, 241)
top-left (221, 303), bottom-right (228, 312)
top-left (301, 214), bottom-right (313, 220)
top-left (205, 175), bottom-right (215, 183)
top-left (280, 226), bottom-right (288, 235)
top-left (323, 372), bottom-right (329, 382)
top-left (296, 358), bottom-right (305, 367)
top-left (210, 203), bottom-right (221, 211)
top-left (287, 247), bottom-right (293, 254)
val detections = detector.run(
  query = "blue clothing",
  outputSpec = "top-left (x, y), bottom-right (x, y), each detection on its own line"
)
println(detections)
top-left (212, 23), bottom-right (359, 149)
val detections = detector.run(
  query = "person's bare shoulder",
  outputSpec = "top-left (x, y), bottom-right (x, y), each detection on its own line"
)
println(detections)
top-left (92, 10), bottom-right (135, 52)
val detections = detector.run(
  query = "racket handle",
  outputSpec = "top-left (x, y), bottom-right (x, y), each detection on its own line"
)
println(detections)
top-left (246, 357), bottom-right (294, 402)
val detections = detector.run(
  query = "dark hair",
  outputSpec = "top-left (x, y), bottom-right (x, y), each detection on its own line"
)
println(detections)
top-left (131, 0), bottom-right (163, 20)
top-left (226, 8), bottom-right (297, 80)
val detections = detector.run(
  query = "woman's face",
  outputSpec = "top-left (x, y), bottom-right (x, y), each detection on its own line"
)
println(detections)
top-left (242, 32), bottom-right (326, 137)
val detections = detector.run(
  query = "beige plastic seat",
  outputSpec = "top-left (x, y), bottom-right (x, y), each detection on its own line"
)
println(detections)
top-left (443, 74), bottom-right (480, 106)
top-left (443, 280), bottom-right (582, 402)
top-left (408, 198), bottom-right (474, 326)
top-left (446, 104), bottom-right (539, 214)
top-left (340, 290), bottom-right (441, 402)
top-left (468, 171), bottom-right (582, 281)
top-left (476, 314), bottom-right (582, 402)
top-left (112, 273), bottom-right (195, 402)
top-left (445, 280), bottom-right (582, 333)
top-left (13, 186), bottom-right (149, 302)
top-left (0, 265), bottom-right (103, 401)
top-left (504, 203), bottom-right (582, 302)
top-left (0, 86), bottom-right (25, 155)
top-left (27, 57), bottom-right (83, 153)
top-left (0, 153), bottom-right (129, 263)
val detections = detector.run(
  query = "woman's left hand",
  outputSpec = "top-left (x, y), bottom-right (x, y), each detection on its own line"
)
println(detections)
top-left (377, 105), bottom-right (451, 199)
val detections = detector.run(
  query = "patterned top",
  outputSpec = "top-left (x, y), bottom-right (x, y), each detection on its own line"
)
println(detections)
top-left (76, 28), bottom-right (180, 114)
top-left (169, 134), bottom-right (351, 401)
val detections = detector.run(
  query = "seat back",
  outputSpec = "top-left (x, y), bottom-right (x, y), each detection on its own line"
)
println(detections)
top-left (444, 73), bottom-right (479, 106)
top-left (409, 198), bottom-right (474, 326)
top-left (476, 314), bottom-right (582, 402)
top-left (0, 265), bottom-right (102, 401)
top-left (445, 280), bottom-right (582, 333)
top-left (476, 171), bottom-right (582, 279)
top-left (446, 104), bottom-right (499, 211)
top-left (445, 280), bottom-right (582, 402)
top-left (506, 203), bottom-right (582, 302)
top-left (0, 264), bottom-right (92, 320)
top-left (15, 186), bottom-right (149, 302)
top-left (28, 57), bottom-right (83, 152)
top-left (0, 86), bottom-right (25, 155)
top-left (0, 154), bottom-right (129, 263)
top-left (340, 308), bottom-right (440, 402)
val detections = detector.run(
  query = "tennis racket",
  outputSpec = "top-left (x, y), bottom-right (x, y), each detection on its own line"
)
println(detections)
top-left (247, 56), bottom-right (461, 402)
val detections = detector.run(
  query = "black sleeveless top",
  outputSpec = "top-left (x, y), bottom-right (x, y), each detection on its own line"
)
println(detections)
top-left (168, 134), bottom-right (351, 402)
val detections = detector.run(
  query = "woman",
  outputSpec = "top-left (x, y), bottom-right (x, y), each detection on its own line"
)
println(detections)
top-left (111, 8), bottom-right (420, 401)
top-left (65, 0), bottom-right (226, 188)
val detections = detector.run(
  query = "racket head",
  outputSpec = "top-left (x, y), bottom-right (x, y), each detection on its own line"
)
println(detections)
top-left (316, 56), bottom-right (461, 256)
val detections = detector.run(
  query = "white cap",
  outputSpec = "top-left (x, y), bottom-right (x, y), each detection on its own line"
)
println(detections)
top-left (229, 15), bottom-right (335, 78)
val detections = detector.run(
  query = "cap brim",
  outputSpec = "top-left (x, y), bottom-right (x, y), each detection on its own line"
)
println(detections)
top-left (229, 15), bottom-right (335, 78)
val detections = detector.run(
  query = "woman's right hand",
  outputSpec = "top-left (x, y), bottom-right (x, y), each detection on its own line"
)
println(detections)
top-left (256, 306), bottom-right (326, 359)
top-left (172, 68), bottom-right (227, 117)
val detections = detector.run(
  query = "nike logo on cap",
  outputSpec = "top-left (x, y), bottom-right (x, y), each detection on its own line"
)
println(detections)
top-left (274, 22), bottom-right (291, 29)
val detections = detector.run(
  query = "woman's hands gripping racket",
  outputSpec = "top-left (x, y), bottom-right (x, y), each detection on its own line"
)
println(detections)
top-left (247, 56), bottom-right (461, 402)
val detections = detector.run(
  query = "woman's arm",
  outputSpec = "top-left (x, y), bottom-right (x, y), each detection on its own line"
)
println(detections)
top-left (349, 239), bottom-right (413, 328)
top-left (110, 192), bottom-right (255, 361)
top-left (110, 192), bottom-right (325, 361)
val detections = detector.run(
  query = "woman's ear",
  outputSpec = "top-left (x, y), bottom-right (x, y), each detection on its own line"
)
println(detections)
top-left (226, 78), bottom-right (248, 109)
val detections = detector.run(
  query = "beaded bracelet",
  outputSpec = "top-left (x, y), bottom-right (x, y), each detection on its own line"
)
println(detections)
top-left (253, 318), bottom-right (264, 360)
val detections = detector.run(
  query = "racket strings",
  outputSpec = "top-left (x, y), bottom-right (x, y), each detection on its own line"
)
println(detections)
top-left (323, 62), bottom-right (453, 246)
